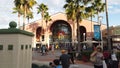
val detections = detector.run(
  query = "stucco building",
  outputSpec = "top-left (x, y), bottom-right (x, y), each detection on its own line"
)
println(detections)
top-left (24, 12), bottom-right (107, 48)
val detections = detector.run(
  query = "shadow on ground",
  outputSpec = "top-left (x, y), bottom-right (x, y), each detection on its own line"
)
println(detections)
top-left (32, 63), bottom-right (50, 68)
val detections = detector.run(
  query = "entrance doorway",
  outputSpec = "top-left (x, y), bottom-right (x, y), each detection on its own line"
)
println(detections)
top-left (50, 20), bottom-right (72, 48)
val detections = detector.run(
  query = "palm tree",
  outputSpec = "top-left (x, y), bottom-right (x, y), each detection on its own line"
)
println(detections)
top-left (64, 0), bottom-right (92, 51)
top-left (44, 12), bottom-right (52, 47)
top-left (37, 3), bottom-right (48, 34)
top-left (22, 0), bottom-right (37, 30)
top-left (26, 11), bottom-right (33, 23)
top-left (64, 0), bottom-right (105, 52)
top-left (63, 0), bottom-right (77, 46)
top-left (92, 0), bottom-right (105, 22)
top-left (12, 7), bottom-right (23, 28)
top-left (13, 0), bottom-right (24, 28)
top-left (13, 0), bottom-right (37, 30)
top-left (44, 12), bottom-right (52, 25)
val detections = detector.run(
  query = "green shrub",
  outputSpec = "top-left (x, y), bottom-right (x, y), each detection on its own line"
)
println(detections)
top-left (77, 51), bottom-right (93, 62)
top-left (117, 52), bottom-right (120, 59)
top-left (39, 65), bottom-right (50, 68)
top-left (32, 64), bottom-right (39, 68)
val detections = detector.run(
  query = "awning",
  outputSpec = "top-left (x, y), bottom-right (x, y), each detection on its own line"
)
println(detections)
top-left (81, 40), bottom-right (99, 44)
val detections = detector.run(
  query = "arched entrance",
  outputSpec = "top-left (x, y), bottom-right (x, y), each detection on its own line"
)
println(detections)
top-left (50, 20), bottom-right (72, 44)
top-left (36, 27), bottom-right (42, 42)
top-left (79, 26), bottom-right (86, 42)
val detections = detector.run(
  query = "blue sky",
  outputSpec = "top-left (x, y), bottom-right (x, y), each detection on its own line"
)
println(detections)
top-left (0, 0), bottom-right (120, 28)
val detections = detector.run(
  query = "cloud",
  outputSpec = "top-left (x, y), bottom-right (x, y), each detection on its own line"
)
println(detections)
top-left (108, 0), bottom-right (120, 5)
top-left (107, 0), bottom-right (120, 14)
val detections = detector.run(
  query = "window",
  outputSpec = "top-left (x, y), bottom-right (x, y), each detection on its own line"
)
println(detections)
top-left (8, 45), bottom-right (13, 50)
top-left (29, 45), bottom-right (31, 49)
top-left (26, 45), bottom-right (28, 49)
top-left (0, 45), bottom-right (3, 50)
top-left (42, 35), bottom-right (44, 41)
top-left (21, 45), bottom-right (24, 50)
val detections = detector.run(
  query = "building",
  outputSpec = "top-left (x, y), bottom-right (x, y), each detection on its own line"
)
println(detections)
top-left (24, 12), bottom-right (106, 48)
top-left (103, 26), bottom-right (120, 50)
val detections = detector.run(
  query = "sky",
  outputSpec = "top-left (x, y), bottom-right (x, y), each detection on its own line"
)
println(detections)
top-left (0, 0), bottom-right (120, 29)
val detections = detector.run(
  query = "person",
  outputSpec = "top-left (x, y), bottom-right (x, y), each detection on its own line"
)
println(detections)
top-left (49, 59), bottom-right (62, 68)
top-left (110, 49), bottom-right (119, 68)
top-left (59, 49), bottom-right (72, 68)
top-left (90, 46), bottom-right (104, 68)
top-left (41, 45), bottom-right (46, 55)
top-left (49, 62), bottom-right (54, 68)
top-left (51, 44), bottom-right (55, 55)
top-left (53, 59), bottom-right (62, 68)
top-left (67, 46), bottom-right (75, 64)
top-left (103, 50), bottom-right (111, 68)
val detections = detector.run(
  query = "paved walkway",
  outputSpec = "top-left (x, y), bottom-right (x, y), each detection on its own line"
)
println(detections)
top-left (32, 50), bottom-right (94, 68)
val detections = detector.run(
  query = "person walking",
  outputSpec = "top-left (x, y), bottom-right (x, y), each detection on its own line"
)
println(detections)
top-left (103, 50), bottom-right (111, 68)
top-left (59, 49), bottom-right (72, 68)
top-left (110, 49), bottom-right (119, 68)
top-left (41, 45), bottom-right (46, 56)
top-left (90, 46), bottom-right (104, 68)
top-left (68, 45), bottom-right (75, 64)
top-left (51, 44), bottom-right (55, 55)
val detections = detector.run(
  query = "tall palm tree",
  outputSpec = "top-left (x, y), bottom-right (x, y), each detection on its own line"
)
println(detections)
top-left (37, 3), bottom-right (48, 34)
top-left (63, 0), bottom-right (77, 46)
top-left (64, 0), bottom-right (105, 52)
top-left (92, 0), bottom-right (105, 22)
top-left (64, 0), bottom-right (92, 51)
top-left (26, 11), bottom-right (33, 23)
top-left (13, 0), bottom-right (24, 28)
top-left (44, 12), bottom-right (52, 26)
top-left (13, 0), bottom-right (37, 30)
top-left (85, 1), bottom-right (105, 41)
top-left (12, 7), bottom-right (23, 28)
top-left (44, 12), bottom-right (52, 47)
top-left (22, 0), bottom-right (37, 30)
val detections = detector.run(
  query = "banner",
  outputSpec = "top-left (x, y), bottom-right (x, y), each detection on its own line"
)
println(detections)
top-left (94, 25), bottom-right (101, 40)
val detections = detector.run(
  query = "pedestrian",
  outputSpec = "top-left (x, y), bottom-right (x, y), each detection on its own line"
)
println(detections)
top-left (49, 59), bottom-right (62, 68)
top-left (68, 46), bottom-right (75, 64)
top-left (49, 62), bottom-right (54, 68)
top-left (41, 45), bottom-right (46, 56)
top-left (110, 49), bottom-right (119, 68)
top-left (51, 44), bottom-right (55, 55)
top-left (53, 59), bottom-right (62, 68)
top-left (103, 50), bottom-right (111, 68)
top-left (59, 49), bottom-right (72, 68)
top-left (90, 46), bottom-right (104, 68)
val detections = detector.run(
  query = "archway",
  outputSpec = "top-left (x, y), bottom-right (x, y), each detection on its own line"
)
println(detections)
top-left (79, 26), bottom-right (86, 42)
top-left (36, 27), bottom-right (42, 42)
top-left (50, 20), bottom-right (72, 44)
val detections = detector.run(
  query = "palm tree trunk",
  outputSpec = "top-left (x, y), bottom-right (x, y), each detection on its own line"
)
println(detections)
top-left (76, 15), bottom-right (81, 52)
top-left (18, 13), bottom-right (20, 29)
top-left (23, 4), bottom-right (27, 30)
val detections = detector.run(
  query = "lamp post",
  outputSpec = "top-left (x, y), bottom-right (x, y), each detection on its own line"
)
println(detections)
top-left (105, 0), bottom-right (111, 51)
top-left (99, 16), bottom-right (103, 48)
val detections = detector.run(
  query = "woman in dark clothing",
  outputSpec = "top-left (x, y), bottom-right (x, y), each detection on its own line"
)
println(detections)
top-left (59, 50), bottom-right (71, 68)
top-left (110, 49), bottom-right (119, 68)
top-left (67, 46), bottom-right (75, 64)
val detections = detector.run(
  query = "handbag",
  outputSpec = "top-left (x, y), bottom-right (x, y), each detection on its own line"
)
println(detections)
top-left (103, 60), bottom-right (107, 68)
top-left (90, 56), bottom-right (96, 63)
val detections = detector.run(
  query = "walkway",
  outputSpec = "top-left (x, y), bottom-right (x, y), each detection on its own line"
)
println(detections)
top-left (32, 50), bottom-right (94, 68)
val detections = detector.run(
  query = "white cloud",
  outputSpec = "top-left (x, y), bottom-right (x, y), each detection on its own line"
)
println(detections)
top-left (107, 0), bottom-right (120, 14)
top-left (108, 0), bottom-right (120, 5)
top-left (0, 0), bottom-right (120, 29)
top-left (51, 0), bottom-right (65, 6)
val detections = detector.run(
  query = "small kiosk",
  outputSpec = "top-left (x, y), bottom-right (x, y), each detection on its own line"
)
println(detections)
top-left (0, 21), bottom-right (34, 68)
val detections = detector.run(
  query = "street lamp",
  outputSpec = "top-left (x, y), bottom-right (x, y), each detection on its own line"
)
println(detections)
top-left (105, 0), bottom-right (111, 51)
top-left (99, 16), bottom-right (103, 48)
